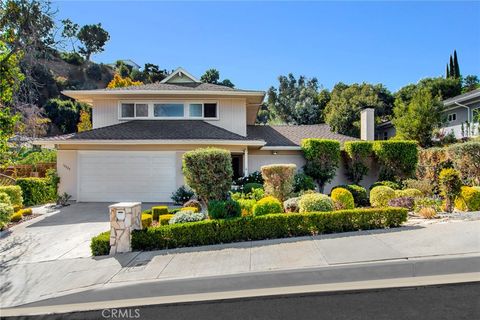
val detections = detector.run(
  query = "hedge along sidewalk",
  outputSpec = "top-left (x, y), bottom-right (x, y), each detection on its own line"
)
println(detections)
top-left (122, 207), bottom-right (407, 254)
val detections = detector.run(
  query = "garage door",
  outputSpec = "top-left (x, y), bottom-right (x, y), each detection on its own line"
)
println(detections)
top-left (78, 151), bottom-right (177, 202)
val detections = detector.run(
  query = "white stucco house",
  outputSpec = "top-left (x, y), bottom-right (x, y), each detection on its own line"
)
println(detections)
top-left (35, 68), bottom-right (370, 203)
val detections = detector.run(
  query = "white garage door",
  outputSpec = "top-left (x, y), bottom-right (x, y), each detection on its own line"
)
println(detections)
top-left (78, 151), bottom-right (177, 202)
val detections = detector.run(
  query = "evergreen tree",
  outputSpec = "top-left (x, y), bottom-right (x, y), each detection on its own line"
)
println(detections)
top-left (449, 55), bottom-right (455, 78)
top-left (453, 50), bottom-right (460, 79)
top-left (446, 64), bottom-right (450, 78)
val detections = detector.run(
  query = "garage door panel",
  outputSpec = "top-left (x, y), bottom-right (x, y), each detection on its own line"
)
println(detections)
top-left (78, 151), bottom-right (177, 202)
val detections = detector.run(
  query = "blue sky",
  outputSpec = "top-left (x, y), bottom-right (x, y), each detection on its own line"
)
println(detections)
top-left (53, 1), bottom-right (480, 92)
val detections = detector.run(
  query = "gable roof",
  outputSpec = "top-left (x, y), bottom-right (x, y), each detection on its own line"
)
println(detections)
top-left (247, 124), bottom-right (358, 148)
top-left (160, 67), bottom-right (200, 84)
top-left (443, 88), bottom-right (480, 106)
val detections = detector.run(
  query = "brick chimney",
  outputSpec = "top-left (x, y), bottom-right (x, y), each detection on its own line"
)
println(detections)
top-left (360, 108), bottom-right (375, 141)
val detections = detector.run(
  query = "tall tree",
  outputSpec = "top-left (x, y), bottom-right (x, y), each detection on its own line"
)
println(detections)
top-left (449, 55), bottom-right (455, 78)
top-left (392, 87), bottom-right (443, 147)
top-left (267, 74), bottom-right (328, 125)
top-left (462, 75), bottom-right (480, 93)
top-left (453, 50), bottom-right (460, 79)
top-left (77, 23), bottom-right (110, 60)
top-left (200, 69), bottom-right (220, 84)
top-left (61, 18), bottom-right (79, 53)
top-left (446, 64), bottom-right (450, 78)
top-left (324, 82), bottom-right (394, 137)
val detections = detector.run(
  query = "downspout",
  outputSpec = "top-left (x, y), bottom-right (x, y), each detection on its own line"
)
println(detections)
top-left (454, 102), bottom-right (471, 122)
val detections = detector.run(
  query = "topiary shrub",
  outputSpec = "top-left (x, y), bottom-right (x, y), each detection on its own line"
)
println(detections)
top-left (208, 199), bottom-right (241, 219)
top-left (370, 186), bottom-right (396, 207)
top-left (0, 192), bottom-right (12, 205)
top-left (141, 213), bottom-right (152, 229)
top-left (332, 185), bottom-right (368, 207)
top-left (301, 139), bottom-right (341, 193)
top-left (183, 199), bottom-right (202, 212)
top-left (402, 179), bottom-right (433, 196)
top-left (181, 206), bottom-right (200, 213)
top-left (372, 141), bottom-right (418, 181)
top-left (369, 181), bottom-right (401, 190)
top-left (261, 164), bottom-right (296, 202)
top-left (0, 186), bottom-right (23, 207)
top-left (243, 183), bottom-right (263, 194)
top-left (447, 142), bottom-right (480, 186)
top-left (394, 188), bottom-right (423, 199)
top-left (253, 196), bottom-right (283, 216)
top-left (9, 211), bottom-right (23, 222)
top-left (454, 186), bottom-right (480, 212)
top-left (283, 197), bottom-right (300, 213)
top-left (237, 199), bottom-right (256, 216)
top-left (16, 178), bottom-right (56, 206)
top-left (171, 186), bottom-right (194, 205)
top-left (388, 197), bottom-right (415, 210)
top-left (331, 188), bottom-right (354, 210)
top-left (152, 206), bottom-right (169, 221)
top-left (293, 173), bottom-right (316, 193)
top-left (169, 211), bottom-right (206, 224)
top-left (17, 208), bottom-right (32, 216)
top-left (298, 193), bottom-right (334, 213)
top-left (183, 148), bottom-right (233, 203)
top-left (343, 141), bottom-right (373, 184)
top-left (438, 168), bottom-right (462, 212)
top-left (160, 214), bottom-right (174, 226)
top-left (0, 203), bottom-right (14, 228)
top-left (91, 231), bottom-right (110, 256)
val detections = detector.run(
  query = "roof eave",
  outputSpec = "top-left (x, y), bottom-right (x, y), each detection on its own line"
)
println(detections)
top-left (260, 146), bottom-right (301, 151)
top-left (33, 139), bottom-right (266, 147)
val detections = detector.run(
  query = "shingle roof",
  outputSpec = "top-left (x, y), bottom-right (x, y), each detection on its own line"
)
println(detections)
top-left (99, 82), bottom-right (263, 93)
top-left (40, 120), bottom-right (257, 142)
top-left (443, 88), bottom-right (480, 105)
top-left (247, 124), bottom-right (358, 146)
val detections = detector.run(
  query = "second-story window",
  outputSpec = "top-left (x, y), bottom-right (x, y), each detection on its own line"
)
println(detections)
top-left (154, 103), bottom-right (184, 117)
top-left (448, 113), bottom-right (457, 122)
top-left (204, 103), bottom-right (217, 118)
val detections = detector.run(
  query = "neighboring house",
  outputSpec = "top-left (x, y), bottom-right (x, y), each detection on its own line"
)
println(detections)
top-left (376, 89), bottom-right (480, 140)
top-left (107, 59), bottom-right (141, 71)
top-left (35, 68), bottom-right (373, 203)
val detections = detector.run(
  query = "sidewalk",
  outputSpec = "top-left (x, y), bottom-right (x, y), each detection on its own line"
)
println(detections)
top-left (1, 219), bottom-right (479, 309)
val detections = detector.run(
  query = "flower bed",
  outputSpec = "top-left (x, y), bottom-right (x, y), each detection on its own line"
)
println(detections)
top-left (91, 207), bottom-right (407, 256)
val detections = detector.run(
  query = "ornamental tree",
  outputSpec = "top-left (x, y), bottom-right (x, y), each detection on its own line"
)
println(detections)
top-left (301, 139), bottom-right (340, 192)
top-left (438, 168), bottom-right (462, 213)
top-left (343, 141), bottom-right (373, 184)
top-left (182, 148), bottom-right (233, 205)
top-left (372, 140), bottom-right (418, 181)
top-left (260, 164), bottom-right (296, 202)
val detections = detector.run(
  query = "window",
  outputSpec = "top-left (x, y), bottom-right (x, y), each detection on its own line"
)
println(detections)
top-left (154, 104), bottom-right (184, 117)
top-left (448, 113), bottom-right (457, 122)
top-left (135, 104), bottom-right (148, 117)
top-left (204, 103), bottom-right (217, 118)
top-left (121, 103), bottom-right (134, 118)
top-left (189, 104), bottom-right (203, 117)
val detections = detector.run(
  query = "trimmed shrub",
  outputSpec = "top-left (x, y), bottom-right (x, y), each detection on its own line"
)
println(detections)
top-left (331, 188), bottom-right (354, 210)
top-left (169, 211), bottom-right (206, 224)
top-left (301, 139), bottom-right (341, 192)
top-left (181, 206), bottom-right (200, 213)
top-left (142, 209), bottom-right (152, 215)
top-left (454, 186), bottom-right (480, 212)
top-left (369, 181), bottom-right (401, 190)
top-left (418, 207), bottom-right (437, 219)
top-left (0, 186), bottom-right (23, 207)
top-left (299, 193), bottom-right (334, 213)
top-left (253, 196), bottom-right (283, 216)
top-left (447, 142), bottom-right (480, 186)
top-left (237, 199), bottom-right (256, 216)
top-left (17, 149), bottom-right (57, 165)
top-left (332, 185), bottom-right (368, 207)
top-left (402, 179), bottom-right (433, 196)
top-left (293, 173), bottom-right (316, 193)
top-left (9, 211), bottom-right (23, 222)
top-left (91, 231), bottom-right (110, 256)
top-left (231, 188), bottom-right (265, 202)
top-left (439, 168), bottom-right (462, 212)
top-left (0, 192), bottom-right (12, 205)
top-left (160, 214), bottom-right (174, 226)
top-left (208, 199), bottom-right (241, 219)
top-left (152, 206), bottom-right (169, 221)
top-left (16, 178), bottom-right (56, 206)
top-left (183, 199), bottom-right (202, 212)
top-left (0, 203), bottom-right (14, 227)
top-left (372, 141), bottom-right (418, 181)
top-left (183, 148), bottom-right (233, 203)
top-left (370, 186), bottom-right (396, 207)
top-left (169, 208), bottom-right (181, 214)
top-left (131, 208), bottom-right (408, 252)
top-left (261, 164), bottom-right (296, 202)
top-left (388, 197), bottom-right (415, 210)
top-left (17, 208), bottom-right (33, 216)
top-left (283, 197), bottom-right (300, 213)
top-left (243, 183), bottom-right (263, 194)
top-left (141, 213), bottom-right (152, 229)
top-left (343, 141), bottom-right (373, 184)
top-left (171, 186), bottom-right (194, 205)
top-left (414, 197), bottom-right (442, 213)
top-left (395, 188), bottom-right (423, 199)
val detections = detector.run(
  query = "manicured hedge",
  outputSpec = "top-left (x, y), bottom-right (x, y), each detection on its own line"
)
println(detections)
top-left (16, 178), bottom-right (56, 206)
top-left (373, 140), bottom-right (418, 181)
top-left (0, 186), bottom-right (23, 207)
top-left (130, 208), bottom-right (407, 252)
top-left (91, 231), bottom-right (110, 256)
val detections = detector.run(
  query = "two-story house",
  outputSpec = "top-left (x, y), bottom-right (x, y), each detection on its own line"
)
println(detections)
top-left (35, 68), bottom-right (360, 202)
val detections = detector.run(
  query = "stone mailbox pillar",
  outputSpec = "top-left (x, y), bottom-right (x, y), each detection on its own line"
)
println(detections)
top-left (109, 202), bottom-right (142, 255)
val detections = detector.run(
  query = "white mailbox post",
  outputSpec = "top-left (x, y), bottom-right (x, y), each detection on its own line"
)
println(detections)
top-left (109, 202), bottom-right (142, 255)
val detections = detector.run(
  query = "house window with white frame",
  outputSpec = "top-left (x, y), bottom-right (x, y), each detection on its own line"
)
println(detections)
top-left (121, 103), bottom-right (149, 118)
top-left (447, 113), bottom-right (457, 122)
top-left (120, 101), bottom-right (218, 119)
